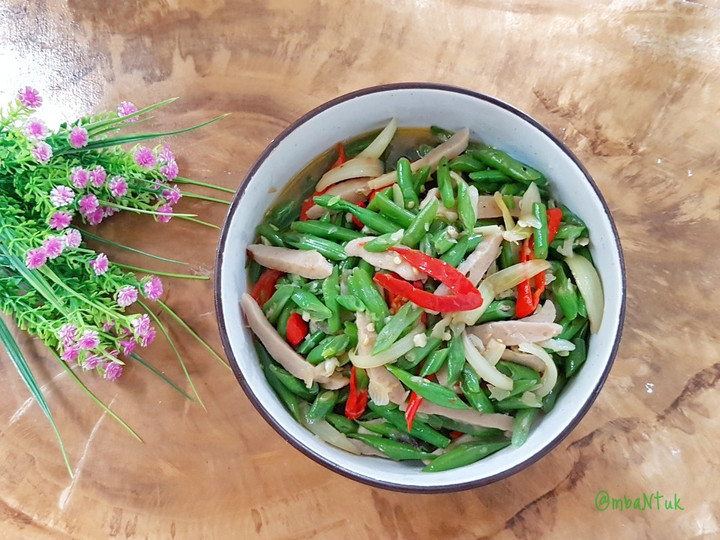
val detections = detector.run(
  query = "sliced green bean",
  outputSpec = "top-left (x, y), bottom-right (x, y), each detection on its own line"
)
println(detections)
top-left (305, 390), bottom-right (338, 423)
top-left (423, 440), bottom-right (510, 472)
top-left (432, 225), bottom-right (457, 255)
top-left (268, 363), bottom-right (319, 401)
top-left (417, 143), bottom-right (434, 157)
top-left (496, 361), bottom-right (541, 383)
top-left (291, 289), bottom-right (332, 320)
top-left (470, 146), bottom-right (547, 186)
top-left (418, 232), bottom-right (435, 257)
top-left (419, 348), bottom-right (449, 377)
top-left (558, 316), bottom-right (586, 340)
top-left (257, 223), bottom-right (285, 247)
top-left (306, 334), bottom-right (350, 364)
top-left (469, 169), bottom-right (510, 183)
top-left (348, 267), bottom-right (389, 327)
top-left (276, 303), bottom-right (295, 339)
top-left (541, 371), bottom-right (566, 413)
top-left (344, 321), bottom-right (358, 348)
top-left (396, 157), bottom-right (419, 210)
top-left (445, 332), bottom-right (466, 386)
top-left (256, 341), bottom-right (302, 422)
top-left (368, 403), bottom-right (451, 448)
top-left (290, 220), bottom-right (363, 242)
top-left (313, 194), bottom-right (401, 235)
top-left (400, 336), bottom-right (442, 369)
top-left (449, 154), bottom-right (485, 172)
top-left (412, 165), bottom-right (431, 192)
top-left (403, 198), bottom-right (439, 248)
top-left (373, 302), bottom-right (424, 355)
top-left (356, 420), bottom-right (407, 440)
top-left (322, 266), bottom-right (341, 334)
top-left (325, 412), bottom-right (358, 434)
top-left (461, 365), bottom-right (495, 414)
top-left (247, 258), bottom-right (264, 284)
top-left (348, 433), bottom-right (436, 461)
top-left (262, 284), bottom-right (296, 324)
top-left (365, 230), bottom-right (404, 252)
top-left (387, 365), bottom-right (470, 410)
top-left (440, 235), bottom-right (469, 268)
top-left (265, 199), bottom-right (301, 229)
top-left (430, 125), bottom-right (454, 142)
top-left (436, 156), bottom-right (455, 208)
top-left (511, 408), bottom-right (537, 447)
top-left (565, 337), bottom-right (587, 378)
top-left (456, 177), bottom-right (476, 231)
top-left (283, 232), bottom-right (348, 261)
top-left (476, 299), bottom-right (515, 323)
top-left (532, 202), bottom-right (549, 260)
top-left (336, 294), bottom-right (366, 312)
top-left (296, 330), bottom-right (326, 355)
top-left (367, 192), bottom-right (415, 228)
top-left (550, 261), bottom-right (579, 321)
top-left (500, 240), bottom-right (519, 269)
top-left (338, 256), bottom-right (360, 272)
top-left (344, 129), bottom-right (381, 159)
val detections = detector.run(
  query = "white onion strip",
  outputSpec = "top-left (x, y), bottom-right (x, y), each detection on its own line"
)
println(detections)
top-left (564, 254), bottom-right (604, 333)
top-left (315, 156), bottom-right (384, 192)
top-left (462, 331), bottom-right (513, 390)
top-left (518, 342), bottom-right (558, 398)
top-left (357, 118), bottom-right (398, 159)
top-left (349, 323), bottom-right (426, 368)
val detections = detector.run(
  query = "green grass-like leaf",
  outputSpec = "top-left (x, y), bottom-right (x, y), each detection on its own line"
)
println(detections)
top-left (0, 316), bottom-right (74, 477)
top-left (130, 352), bottom-right (194, 401)
top-left (80, 229), bottom-right (189, 265)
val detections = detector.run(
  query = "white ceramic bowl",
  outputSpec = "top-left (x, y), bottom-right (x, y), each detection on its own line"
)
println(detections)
top-left (215, 83), bottom-right (626, 492)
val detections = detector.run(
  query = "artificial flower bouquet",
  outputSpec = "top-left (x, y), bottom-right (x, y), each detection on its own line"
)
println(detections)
top-left (0, 86), bottom-right (229, 475)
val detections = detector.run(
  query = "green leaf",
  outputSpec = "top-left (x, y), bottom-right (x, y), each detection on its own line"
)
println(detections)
top-left (79, 229), bottom-right (189, 265)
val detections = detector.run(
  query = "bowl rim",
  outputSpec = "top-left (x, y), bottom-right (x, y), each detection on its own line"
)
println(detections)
top-left (214, 82), bottom-right (627, 493)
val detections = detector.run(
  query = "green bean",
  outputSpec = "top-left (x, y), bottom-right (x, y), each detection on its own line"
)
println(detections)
top-left (470, 146), bottom-right (547, 186)
top-left (265, 199), bottom-right (301, 229)
top-left (296, 330), bottom-right (326, 355)
top-left (306, 334), bottom-right (350, 364)
top-left (423, 440), bottom-right (510, 472)
top-left (247, 258), bottom-right (263, 284)
top-left (403, 198), bottom-right (439, 248)
top-left (276, 303), bottom-right (295, 339)
top-left (305, 390), bottom-right (338, 423)
top-left (500, 241), bottom-right (519, 269)
top-left (322, 266), bottom-right (341, 334)
top-left (465, 232), bottom-right (484, 252)
top-left (456, 177), bottom-right (476, 231)
top-left (338, 256), bottom-right (360, 272)
top-left (336, 294), bottom-right (366, 312)
top-left (576, 292), bottom-right (587, 318)
top-left (532, 202), bottom-right (549, 260)
top-left (418, 232), bottom-right (435, 256)
top-left (419, 348), bottom-right (449, 377)
top-left (558, 316), bottom-right (586, 340)
top-left (440, 236), bottom-right (469, 267)
top-left (412, 165), bottom-right (431, 192)
top-left (358, 259), bottom-right (374, 276)
top-left (496, 361), bottom-right (541, 383)
top-left (256, 223), bottom-right (285, 247)
top-left (541, 371), bottom-right (566, 413)
top-left (436, 156), bottom-right (455, 208)
top-left (471, 181), bottom-right (504, 195)
top-left (283, 232), bottom-right (348, 261)
top-left (348, 267), bottom-right (389, 327)
top-left (267, 363), bottom-right (319, 400)
top-left (344, 321), bottom-right (358, 349)
top-left (344, 130), bottom-right (381, 159)
top-left (262, 285), bottom-right (296, 324)
top-left (502, 193), bottom-right (517, 210)
top-left (291, 289), bottom-right (332, 320)
top-left (396, 158), bottom-right (419, 210)
top-left (554, 223), bottom-right (587, 241)
top-left (391, 183), bottom-right (405, 208)
top-left (469, 169), bottom-right (510, 183)
top-left (290, 220), bottom-right (363, 242)
top-left (368, 192), bottom-right (415, 228)
top-left (446, 332), bottom-right (466, 386)
top-left (500, 182), bottom-right (525, 197)
top-left (368, 403), bottom-right (451, 448)
top-left (356, 420), bottom-right (407, 440)
top-left (557, 204), bottom-right (588, 228)
top-left (432, 225), bottom-right (457, 255)
top-left (365, 230), bottom-right (403, 252)
top-left (387, 365), bottom-right (471, 410)
top-left (304, 280), bottom-right (324, 296)
top-left (461, 365), bottom-right (495, 413)
top-left (432, 416), bottom-right (504, 439)
top-left (549, 261), bottom-right (579, 321)
top-left (417, 143), bottom-right (434, 158)
top-left (348, 433), bottom-right (437, 461)
top-left (325, 412), bottom-right (358, 434)
top-left (505, 379), bottom-right (540, 399)
top-left (373, 302), bottom-right (424, 355)
top-left (256, 341), bottom-right (302, 422)
top-left (476, 299), bottom-right (515, 323)
top-left (313, 194), bottom-right (401, 235)
top-left (511, 408), bottom-right (537, 447)
top-left (400, 336), bottom-right (442, 369)
top-left (494, 395), bottom-right (542, 412)
top-left (449, 155), bottom-right (485, 172)
top-left (565, 337), bottom-right (587, 378)
top-left (430, 125), bottom-right (454, 142)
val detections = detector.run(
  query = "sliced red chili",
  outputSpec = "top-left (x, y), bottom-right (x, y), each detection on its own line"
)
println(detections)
top-left (405, 392), bottom-right (423, 432)
top-left (249, 269), bottom-right (284, 307)
top-left (390, 247), bottom-right (479, 296)
top-left (546, 208), bottom-right (563, 243)
top-left (374, 273), bottom-right (482, 312)
top-left (345, 366), bottom-right (369, 420)
top-left (285, 312), bottom-right (309, 347)
top-left (330, 142), bottom-right (347, 170)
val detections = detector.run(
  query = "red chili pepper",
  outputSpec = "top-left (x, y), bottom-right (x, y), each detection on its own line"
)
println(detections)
top-left (351, 200), bottom-right (366, 229)
top-left (449, 430), bottom-right (464, 440)
top-left (285, 312), bottom-right (308, 347)
top-left (249, 269), bottom-right (284, 307)
top-left (330, 142), bottom-right (347, 170)
top-left (374, 273), bottom-right (482, 312)
top-left (345, 366), bottom-right (369, 420)
top-left (390, 247), bottom-right (480, 297)
top-left (546, 208), bottom-right (563, 243)
top-left (405, 392), bottom-right (423, 432)
top-left (516, 235), bottom-right (550, 318)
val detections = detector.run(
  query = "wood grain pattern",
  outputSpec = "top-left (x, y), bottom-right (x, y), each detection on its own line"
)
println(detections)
top-left (1, 0), bottom-right (719, 537)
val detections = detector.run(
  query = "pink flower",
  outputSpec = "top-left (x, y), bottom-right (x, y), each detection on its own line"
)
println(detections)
top-left (83, 353), bottom-right (101, 370)
top-left (77, 330), bottom-right (100, 350)
top-left (70, 167), bottom-right (89, 189)
top-left (131, 314), bottom-right (151, 337)
top-left (142, 275), bottom-right (163, 301)
top-left (108, 176), bottom-right (128, 198)
top-left (32, 141), bottom-right (53, 164)
top-left (25, 247), bottom-right (47, 269)
top-left (140, 326), bottom-right (156, 348)
top-left (102, 320), bottom-right (115, 332)
top-left (49, 211), bottom-right (72, 230)
top-left (49, 185), bottom-right (74, 207)
top-left (42, 236), bottom-right (64, 259)
top-left (157, 144), bottom-right (175, 163)
top-left (79, 193), bottom-right (99, 215)
top-left (102, 206), bottom-right (117, 218)
top-left (155, 203), bottom-right (173, 223)
top-left (69, 126), bottom-right (89, 148)
top-left (90, 253), bottom-right (109, 275)
top-left (104, 362), bottom-right (123, 381)
top-left (119, 339), bottom-right (136, 356)
top-left (64, 229), bottom-right (82, 248)
top-left (134, 146), bottom-right (156, 169)
top-left (18, 86), bottom-right (42, 109)
top-left (117, 285), bottom-right (138, 307)
top-left (162, 185), bottom-right (182, 205)
top-left (57, 323), bottom-right (78, 347)
top-left (86, 207), bottom-right (105, 226)
top-left (61, 345), bottom-right (80, 362)
top-left (160, 161), bottom-right (179, 181)
top-left (24, 118), bottom-right (48, 140)
top-left (90, 166), bottom-right (106, 187)
top-left (117, 101), bottom-right (138, 122)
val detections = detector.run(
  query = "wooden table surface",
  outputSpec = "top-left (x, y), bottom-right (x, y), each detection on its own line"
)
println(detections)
top-left (1, 1), bottom-right (719, 538)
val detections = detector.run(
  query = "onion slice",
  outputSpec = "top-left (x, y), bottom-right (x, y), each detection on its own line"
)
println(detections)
top-left (462, 331), bottom-right (513, 390)
top-left (518, 342), bottom-right (558, 398)
top-left (357, 118), bottom-right (398, 159)
top-left (564, 254), bottom-right (604, 333)
top-left (315, 156), bottom-right (384, 192)
top-left (486, 259), bottom-right (550, 294)
top-left (349, 323), bottom-right (426, 368)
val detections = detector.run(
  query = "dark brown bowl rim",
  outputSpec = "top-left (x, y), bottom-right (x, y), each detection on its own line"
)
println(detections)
top-left (213, 82), bottom-right (626, 494)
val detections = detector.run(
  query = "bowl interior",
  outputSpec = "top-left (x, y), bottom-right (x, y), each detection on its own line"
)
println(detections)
top-left (215, 84), bottom-right (625, 492)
